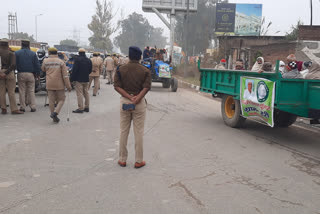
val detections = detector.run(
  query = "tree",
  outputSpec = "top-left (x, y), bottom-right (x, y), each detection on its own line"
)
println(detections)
top-left (114, 12), bottom-right (167, 54)
top-left (175, 0), bottom-right (228, 55)
top-left (286, 20), bottom-right (303, 41)
top-left (11, 32), bottom-right (35, 42)
top-left (88, 0), bottom-right (117, 52)
top-left (60, 39), bottom-right (78, 46)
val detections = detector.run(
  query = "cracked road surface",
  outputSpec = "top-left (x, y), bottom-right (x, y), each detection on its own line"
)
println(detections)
top-left (0, 79), bottom-right (320, 214)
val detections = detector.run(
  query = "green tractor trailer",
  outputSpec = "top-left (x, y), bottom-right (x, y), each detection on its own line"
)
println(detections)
top-left (199, 61), bottom-right (320, 128)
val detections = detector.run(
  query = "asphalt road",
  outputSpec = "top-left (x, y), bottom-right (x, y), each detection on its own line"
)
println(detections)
top-left (0, 78), bottom-right (319, 214)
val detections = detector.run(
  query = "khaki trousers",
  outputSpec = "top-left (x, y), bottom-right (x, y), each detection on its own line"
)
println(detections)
top-left (119, 97), bottom-right (147, 163)
top-left (48, 90), bottom-right (66, 114)
top-left (0, 71), bottom-right (19, 112)
top-left (89, 76), bottom-right (100, 95)
top-left (106, 70), bottom-right (114, 83)
top-left (75, 81), bottom-right (89, 110)
top-left (17, 73), bottom-right (36, 110)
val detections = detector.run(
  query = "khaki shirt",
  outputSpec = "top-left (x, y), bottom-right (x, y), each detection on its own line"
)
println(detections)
top-left (41, 55), bottom-right (71, 90)
top-left (90, 57), bottom-right (103, 77)
top-left (114, 60), bottom-right (151, 95)
top-left (113, 56), bottom-right (119, 67)
top-left (104, 56), bottom-right (114, 71)
top-left (0, 47), bottom-right (16, 74)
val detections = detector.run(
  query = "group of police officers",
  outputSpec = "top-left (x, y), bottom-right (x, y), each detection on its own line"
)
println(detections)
top-left (0, 40), bottom-right (150, 168)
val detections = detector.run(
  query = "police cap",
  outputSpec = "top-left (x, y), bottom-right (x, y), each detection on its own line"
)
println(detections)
top-left (0, 39), bottom-right (9, 47)
top-left (48, 47), bottom-right (58, 54)
top-left (21, 39), bottom-right (30, 46)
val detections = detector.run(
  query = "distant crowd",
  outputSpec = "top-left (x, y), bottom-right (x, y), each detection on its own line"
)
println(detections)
top-left (215, 54), bottom-right (320, 80)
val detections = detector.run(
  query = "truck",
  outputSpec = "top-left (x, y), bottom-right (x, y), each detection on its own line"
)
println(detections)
top-left (199, 61), bottom-right (320, 128)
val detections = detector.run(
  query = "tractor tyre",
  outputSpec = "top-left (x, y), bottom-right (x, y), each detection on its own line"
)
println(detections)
top-left (274, 110), bottom-right (297, 128)
top-left (221, 95), bottom-right (246, 128)
top-left (162, 78), bottom-right (171, 88)
top-left (171, 78), bottom-right (178, 92)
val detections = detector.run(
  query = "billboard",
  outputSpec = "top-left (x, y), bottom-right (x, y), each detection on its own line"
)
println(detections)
top-left (142, 0), bottom-right (198, 14)
top-left (216, 3), bottom-right (262, 36)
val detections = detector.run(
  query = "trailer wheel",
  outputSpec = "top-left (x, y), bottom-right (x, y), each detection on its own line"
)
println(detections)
top-left (162, 78), bottom-right (170, 88)
top-left (171, 78), bottom-right (178, 92)
top-left (221, 95), bottom-right (246, 128)
top-left (274, 110), bottom-right (297, 127)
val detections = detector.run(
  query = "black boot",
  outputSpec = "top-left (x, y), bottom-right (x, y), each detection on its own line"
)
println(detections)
top-left (50, 112), bottom-right (60, 123)
top-left (84, 108), bottom-right (89, 113)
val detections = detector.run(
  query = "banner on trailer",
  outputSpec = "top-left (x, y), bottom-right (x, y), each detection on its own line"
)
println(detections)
top-left (240, 77), bottom-right (275, 127)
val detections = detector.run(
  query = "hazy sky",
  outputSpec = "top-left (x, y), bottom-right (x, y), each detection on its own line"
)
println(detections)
top-left (0, 0), bottom-right (319, 47)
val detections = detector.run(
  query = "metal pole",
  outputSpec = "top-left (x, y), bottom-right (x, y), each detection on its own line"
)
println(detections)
top-left (16, 12), bottom-right (18, 33)
top-left (170, 14), bottom-right (175, 65)
top-left (35, 16), bottom-right (37, 41)
top-left (184, 0), bottom-right (190, 77)
top-left (310, 0), bottom-right (313, 26)
top-left (170, 0), bottom-right (175, 66)
top-left (35, 14), bottom-right (43, 42)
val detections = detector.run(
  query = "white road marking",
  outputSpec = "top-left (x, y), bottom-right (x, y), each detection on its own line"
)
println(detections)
top-left (105, 158), bottom-right (114, 161)
top-left (33, 174), bottom-right (40, 178)
top-left (0, 181), bottom-right (15, 188)
top-left (108, 149), bottom-right (116, 152)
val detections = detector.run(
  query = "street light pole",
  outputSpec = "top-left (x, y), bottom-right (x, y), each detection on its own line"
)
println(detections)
top-left (35, 14), bottom-right (43, 42)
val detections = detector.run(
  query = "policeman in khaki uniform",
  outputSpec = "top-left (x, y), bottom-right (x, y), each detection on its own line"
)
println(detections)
top-left (89, 52), bottom-right (103, 96)
top-left (104, 54), bottom-right (115, 84)
top-left (113, 54), bottom-right (119, 80)
top-left (0, 39), bottom-right (23, 115)
top-left (42, 48), bottom-right (72, 123)
top-left (114, 46), bottom-right (151, 169)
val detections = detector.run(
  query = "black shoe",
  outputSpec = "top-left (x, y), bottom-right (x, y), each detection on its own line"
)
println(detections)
top-left (84, 108), bottom-right (89, 112)
top-left (50, 112), bottom-right (60, 123)
top-left (93, 94), bottom-right (96, 96)
top-left (20, 108), bottom-right (25, 112)
top-left (72, 109), bottom-right (83, 113)
top-left (31, 108), bottom-right (36, 112)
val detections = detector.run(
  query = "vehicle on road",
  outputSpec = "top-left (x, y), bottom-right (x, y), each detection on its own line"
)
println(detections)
top-left (142, 59), bottom-right (178, 92)
top-left (199, 60), bottom-right (320, 128)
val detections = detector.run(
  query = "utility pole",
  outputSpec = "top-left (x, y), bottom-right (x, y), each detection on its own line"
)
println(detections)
top-left (184, 0), bottom-right (190, 77)
top-left (310, 0), bottom-right (313, 26)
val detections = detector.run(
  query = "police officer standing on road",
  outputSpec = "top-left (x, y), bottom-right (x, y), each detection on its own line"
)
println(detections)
top-left (70, 48), bottom-right (92, 113)
top-left (89, 52), bottom-right (103, 96)
top-left (15, 40), bottom-right (40, 112)
top-left (0, 39), bottom-right (24, 115)
top-left (104, 54), bottom-right (115, 84)
top-left (41, 47), bottom-right (72, 123)
top-left (114, 46), bottom-right (151, 169)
